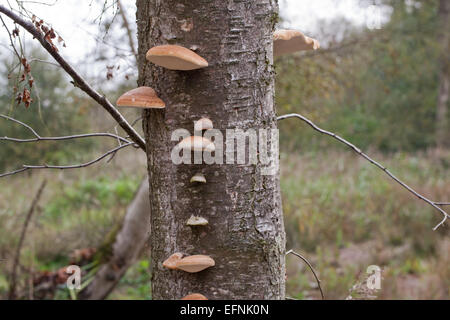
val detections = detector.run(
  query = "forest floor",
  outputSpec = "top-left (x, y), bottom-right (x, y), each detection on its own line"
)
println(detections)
top-left (0, 148), bottom-right (448, 300)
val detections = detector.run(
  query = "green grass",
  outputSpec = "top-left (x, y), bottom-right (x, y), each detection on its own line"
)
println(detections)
top-left (0, 149), bottom-right (448, 299)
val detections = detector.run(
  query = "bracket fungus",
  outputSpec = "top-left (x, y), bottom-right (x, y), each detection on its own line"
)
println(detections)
top-left (116, 87), bottom-right (165, 109)
top-left (181, 293), bottom-right (208, 300)
top-left (176, 136), bottom-right (215, 152)
top-left (175, 255), bottom-right (215, 273)
top-left (190, 173), bottom-right (206, 184)
top-left (273, 29), bottom-right (320, 58)
top-left (194, 118), bottom-right (213, 132)
top-left (162, 252), bottom-right (183, 270)
top-left (146, 45), bottom-right (208, 70)
top-left (186, 215), bottom-right (209, 226)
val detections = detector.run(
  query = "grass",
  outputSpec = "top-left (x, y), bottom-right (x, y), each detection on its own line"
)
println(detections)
top-left (0, 148), bottom-right (448, 299)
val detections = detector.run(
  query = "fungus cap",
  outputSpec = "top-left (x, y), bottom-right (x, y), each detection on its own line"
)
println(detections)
top-left (181, 293), bottom-right (208, 300)
top-left (194, 118), bottom-right (213, 132)
top-left (176, 136), bottom-right (215, 152)
top-left (190, 173), bottom-right (206, 184)
top-left (186, 215), bottom-right (209, 226)
top-left (146, 45), bottom-right (208, 70)
top-left (162, 252), bottom-right (183, 270)
top-left (175, 255), bottom-right (215, 273)
top-left (116, 87), bottom-right (165, 109)
top-left (273, 29), bottom-right (320, 57)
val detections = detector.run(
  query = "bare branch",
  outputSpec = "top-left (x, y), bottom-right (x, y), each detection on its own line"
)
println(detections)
top-left (0, 114), bottom-right (132, 144)
top-left (117, 0), bottom-right (137, 60)
top-left (0, 114), bottom-right (39, 137)
top-left (0, 14), bottom-right (21, 60)
top-left (8, 179), bottom-right (46, 300)
top-left (0, 142), bottom-right (134, 178)
top-left (277, 113), bottom-right (449, 230)
top-left (286, 249), bottom-right (324, 300)
top-left (0, 4), bottom-right (146, 150)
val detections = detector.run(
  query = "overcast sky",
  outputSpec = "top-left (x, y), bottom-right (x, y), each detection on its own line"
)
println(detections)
top-left (0, 0), bottom-right (391, 84)
top-left (1, 1), bottom-right (383, 59)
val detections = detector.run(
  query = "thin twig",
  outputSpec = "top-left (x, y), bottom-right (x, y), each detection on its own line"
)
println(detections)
top-left (0, 114), bottom-right (133, 144)
top-left (0, 114), bottom-right (39, 137)
top-left (0, 4), bottom-right (146, 150)
top-left (277, 113), bottom-right (449, 230)
top-left (8, 179), bottom-right (46, 300)
top-left (0, 142), bottom-right (134, 178)
top-left (286, 249), bottom-right (324, 300)
top-left (0, 14), bottom-right (21, 59)
top-left (117, 0), bottom-right (137, 60)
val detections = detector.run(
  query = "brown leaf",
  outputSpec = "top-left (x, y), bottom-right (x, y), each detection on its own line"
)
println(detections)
top-left (49, 28), bottom-right (56, 39)
top-left (12, 27), bottom-right (19, 37)
top-left (22, 88), bottom-right (32, 108)
top-left (21, 58), bottom-right (31, 74)
top-left (15, 92), bottom-right (22, 104)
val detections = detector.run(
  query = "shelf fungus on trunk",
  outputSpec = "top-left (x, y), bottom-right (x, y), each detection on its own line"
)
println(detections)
top-left (186, 215), bottom-right (209, 226)
top-left (273, 29), bottom-right (320, 58)
top-left (176, 136), bottom-right (215, 152)
top-left (194, 118), bottom-right (213, 132)
top-left (181, 293), bottom-right (208, 300)
top-left (175, 255), bottom-right (215, 273)
top-left (146, 45), bottom-right (208, 70)
top-left (190, 173), bottom-right (206, 184)
top-left (162, 252), bottom-right (183, 270)
top-left (116, 87), bottom-right (165, 109)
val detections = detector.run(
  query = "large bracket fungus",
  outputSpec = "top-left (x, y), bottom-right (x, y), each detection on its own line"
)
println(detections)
top-left (146, 45), bottom-right (208, 70)
top-left (116, 86), bottom-right (165, 109)
top-left (163, 253), bottom-right (215, 273)
top-left (273, 29), bottom-right (320, 58)
top-left (175, 255), bottom-right (215, 273)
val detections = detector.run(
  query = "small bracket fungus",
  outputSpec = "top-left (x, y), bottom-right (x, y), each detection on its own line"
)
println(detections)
top-left (194, 118), bottom-right (213, 132)
top-left (181, 293), bottom-right (208, 300)
top-left (162, 252), bottom-right (183, 270)
top-left (176, 136), bottom-right (215, 152)
top-left (116, 87), bottom-right (165, 109)
top-left (186, 215), bottom-right (209, 226)
top-left (146, 45), bottom-right (208, 70)
top-left (175, 255), bottom-right (215, 273)
top-left (190, 173), bottom-right (206, 184)
top-left (273, 29), bottom-right (320, 58)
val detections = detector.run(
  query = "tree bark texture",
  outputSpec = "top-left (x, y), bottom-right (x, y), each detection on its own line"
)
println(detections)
top-left (136, 0), bottom-right (285, 300)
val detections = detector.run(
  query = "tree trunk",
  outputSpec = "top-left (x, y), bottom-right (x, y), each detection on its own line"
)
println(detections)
top-left (436, 0), bottom-right (450, 147)
top-left (136, 0), bottom-right (285, 300)
top-left (79, 179), bottom-right (150, 300)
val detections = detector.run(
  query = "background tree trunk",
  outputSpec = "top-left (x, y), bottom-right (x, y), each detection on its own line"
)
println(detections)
top-left (79, 179), bottom-right (150, 300)
top-left (436, 0), bottom-right (449, 147)
top-left (136, 0), bottom-right (285, 300)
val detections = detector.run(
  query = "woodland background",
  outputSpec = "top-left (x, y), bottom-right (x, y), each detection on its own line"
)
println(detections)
top-left (0, 0), bottom-right (449, 299)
